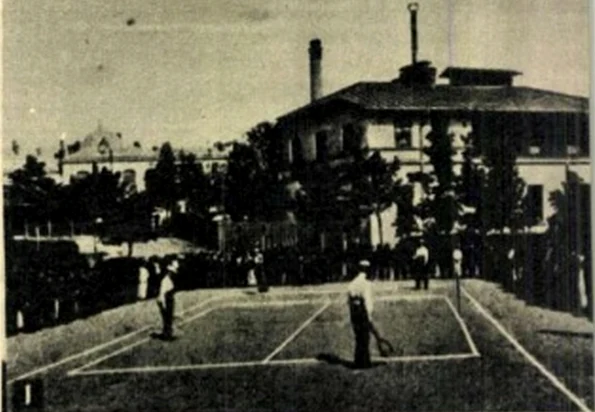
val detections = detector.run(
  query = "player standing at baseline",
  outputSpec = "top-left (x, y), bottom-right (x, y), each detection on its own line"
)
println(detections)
top-left (347, 260), bottom-right (374, 368)
top-left (156, 258), bottom-right (179, 341)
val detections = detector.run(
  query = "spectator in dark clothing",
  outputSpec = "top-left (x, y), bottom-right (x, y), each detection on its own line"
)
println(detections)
top-left (254, 248), bottom-right (268, 292)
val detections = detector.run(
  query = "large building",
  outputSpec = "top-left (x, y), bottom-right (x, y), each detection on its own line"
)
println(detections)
top-left (57, 124), bottom-right (230, 191)
top-left (57, 124), bottom-right (157, 191)
top-left (276, 16), bottom-right (589, 247)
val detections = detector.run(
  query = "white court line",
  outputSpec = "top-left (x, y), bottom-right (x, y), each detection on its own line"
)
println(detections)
top-left (376, 294), bottom-right (441, 302)
top-left (68, 352), bottom-right (481, 376)
top-left (69, 361), bottom-right (268, 376)
top-left (262, 301), bottom-right (332, 363)
top-left (442, 296), bottom-right (480, 356)
top-left (377, 353), bottom-right (479, 363)
top-left (68, 301), bottom-right (322, 377)
top-left (8, 295), bottom-right (224, 384)
top-left (67, 339), bottom-right (151, 376)
top-left (67, 307), bottom-right (217, 376)
top-left (226, 299), bottom-right (316, 308)
top-left (462, 288), bottom-right (592, 412)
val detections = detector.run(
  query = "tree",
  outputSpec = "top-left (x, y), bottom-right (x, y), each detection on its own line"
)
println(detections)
top-left (178, 152), bottom-right (209, 217)
top-left (402, 117), bottom-right (459, 240)
top-left (7, 155), bottom-right (61, 224)
top-left (423, 118), bottom-right (459, 235)
top-left (455, 132), bottom-right (484, 232)
top-left (294, 148), bottom-right (401, 246)
top-left (245, 122), bottom-right (284, 176)
top-left (111, 191), bottom-right (155, 256)
top-left (146, 143), bottom-right (177, 216)
top-left (547, 171), bottom-right (589, 256)
top-left (480, 123), bottom-right (526, 233)
top-left (350, 151), bottom-right (400, 245)
top-left (225, 142), bottom-right (269, 220)
top-left (542, 171), bottom-right (591, 312)
top-left (61, 167), bottom-right (123, 224)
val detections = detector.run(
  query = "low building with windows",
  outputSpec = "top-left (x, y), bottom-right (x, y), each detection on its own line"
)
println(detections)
top-left (57, 124), bottom-right (157, 191)
top-left (57, 125), bottom-right (230, 191)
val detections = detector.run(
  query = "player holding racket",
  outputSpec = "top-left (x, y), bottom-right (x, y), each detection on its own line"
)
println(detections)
top-left (347, 260), bottom-right (374, 368)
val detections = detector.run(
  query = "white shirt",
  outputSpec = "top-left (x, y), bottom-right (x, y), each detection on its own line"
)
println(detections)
top-left (254, 253), bottom-right (264, 265)
top-left (414, 245), bottom-right (429, 265)
top-left (138, 267), bottom-right (150, 299)
top-left (453, 249), bottom-right (462, 262)
top-left (348, 272), bottom-right (374, 315)
top-left (157, 274), bottom-right (174, 304)
top-left (139, 267), bottom-right (150, 283)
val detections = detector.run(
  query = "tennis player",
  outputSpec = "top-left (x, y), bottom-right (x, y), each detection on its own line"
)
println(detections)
top-left (156, 258), bottom-right (178, 340)
top-left (347, 260), bottom-right (374, 368)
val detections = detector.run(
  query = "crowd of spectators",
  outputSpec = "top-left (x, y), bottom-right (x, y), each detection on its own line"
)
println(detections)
top-left (6, 233), bottom-right (591, 336)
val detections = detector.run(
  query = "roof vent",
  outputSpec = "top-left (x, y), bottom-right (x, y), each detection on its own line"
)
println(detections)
top-left (440, 67), bottom-right (522, 86)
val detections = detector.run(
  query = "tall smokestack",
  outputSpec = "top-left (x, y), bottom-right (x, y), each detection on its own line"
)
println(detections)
top-left (309, 39), bottom-right (323, 102)
top-left (408, 3), bottom-right (419, 64)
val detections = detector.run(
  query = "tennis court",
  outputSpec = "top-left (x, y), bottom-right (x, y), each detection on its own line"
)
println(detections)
top-left (7, 280), bottom-right (593, 411)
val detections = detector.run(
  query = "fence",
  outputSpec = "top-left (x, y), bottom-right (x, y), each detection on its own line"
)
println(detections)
top-left (217, 220), bottom-right (300, 252)
top-left (6, 227), bottom-right (592, 337)
top-left (473, 232), bottom-right (591, 316)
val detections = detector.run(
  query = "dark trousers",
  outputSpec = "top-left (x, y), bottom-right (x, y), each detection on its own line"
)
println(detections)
top-left (414, 260), bottom-right (429, 290)
top-left (349, 297), bottom-right (371, 368)
top-left (158, 293), bottom-right (175, 337)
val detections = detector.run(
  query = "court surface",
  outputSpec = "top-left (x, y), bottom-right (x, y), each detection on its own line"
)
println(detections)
top-left (6, 281), bottom-right (593, 411)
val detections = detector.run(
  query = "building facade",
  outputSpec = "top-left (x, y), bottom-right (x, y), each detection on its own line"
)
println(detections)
top-left (276, 39), bottom-right (589, 247)
top-left (57, 125), bottom-right (230, 191)
top-left (57, 124), bottom-right (157, 191)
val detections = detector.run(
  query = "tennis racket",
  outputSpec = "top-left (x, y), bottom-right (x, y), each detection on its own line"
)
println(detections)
top-left (369, 320), bottom-right (395, 357)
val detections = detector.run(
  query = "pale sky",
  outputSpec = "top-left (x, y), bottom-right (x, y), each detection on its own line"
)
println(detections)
top-left (2, 0), bottom-right (590, 161)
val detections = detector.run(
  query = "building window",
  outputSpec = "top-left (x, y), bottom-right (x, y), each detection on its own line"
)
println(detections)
top-left (567, 145), bottom-right (579, 155)
top-left (315, 131), bottom-right (328, 161)
top-left (343, 123), bottom-right (361, 154)
top-left (394, 120), bottom-right (412, 148)
top-left (580, 117), bottom-right (589, 155)
top-left (291, 137), bottom-right (303, 164)
top-left (75, 170), bottom-right (90, 179)
top-left (525, 185), bottom-right (543, 223)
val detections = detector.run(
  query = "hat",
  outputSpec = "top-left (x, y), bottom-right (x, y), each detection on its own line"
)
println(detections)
top-left (358, 260), bottom-right (371, 267)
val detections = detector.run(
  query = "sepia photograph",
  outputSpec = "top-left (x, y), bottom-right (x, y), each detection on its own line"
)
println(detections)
top-left (2, 0), bottom-right (592, 410)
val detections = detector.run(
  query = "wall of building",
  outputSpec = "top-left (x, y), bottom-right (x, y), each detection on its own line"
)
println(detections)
top-left (61, 160), bottom-right (156, 191)
top-left (281, 109), bottom-right (590, 242)
top-left (517, 159), bottom-right (591, 219)
top-left (369, 203), bottom-right (398, 247)
top-left (199, 159), bottom-right (228, 174)
top-left (279, 106), bottom-right (366, 163)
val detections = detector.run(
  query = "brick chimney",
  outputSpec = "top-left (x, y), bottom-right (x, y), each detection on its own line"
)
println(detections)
top-left (309, 39), bottom-right (323, 102)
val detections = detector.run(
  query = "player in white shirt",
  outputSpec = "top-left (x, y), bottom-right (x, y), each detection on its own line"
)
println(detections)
top-left (156, 259), bottom-right (178, 340)
top-left (453, 247), bottom-right (463, 278)
top-left (347, 260), bottom-right (374, 368)
top-left (137, 260), bottom-right (150, 300)
top-left (414, 239), bottom-right (430, 290)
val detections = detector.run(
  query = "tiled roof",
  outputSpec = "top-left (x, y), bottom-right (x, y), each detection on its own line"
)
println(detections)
top-left (278, 82), bottom-right (589, 120)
